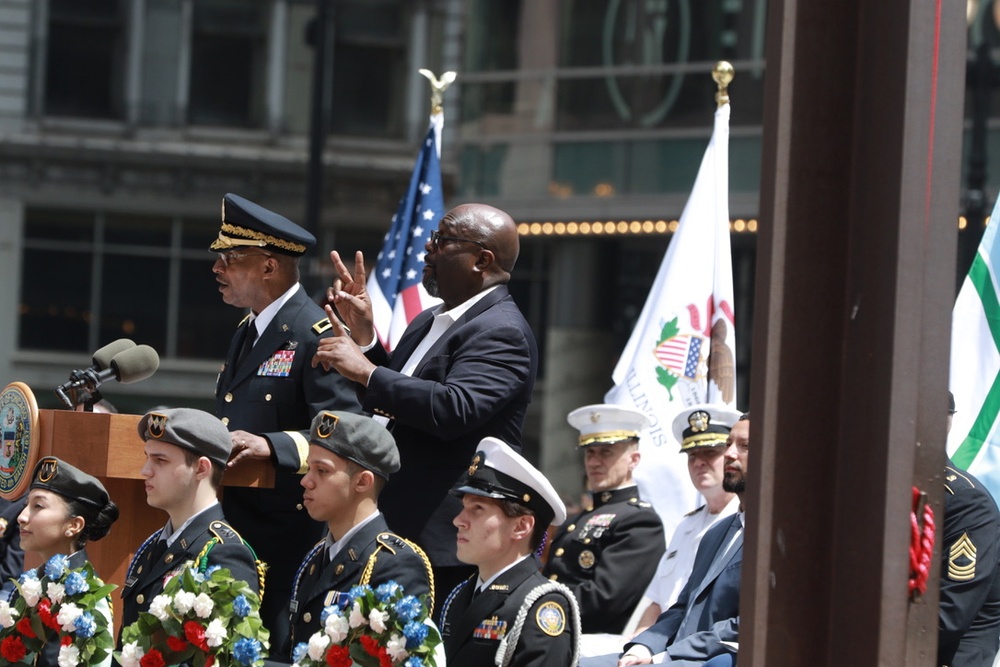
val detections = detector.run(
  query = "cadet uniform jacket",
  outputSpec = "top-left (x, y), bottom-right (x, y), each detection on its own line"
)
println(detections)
top-left (543, 485), bottom-right (665, 633)
top-left (276, 513), bottom-right (433, 659)
top-left (939, 461), bottom-right (1000, 667)
top-left (441, 557), bottom-right (577, 667)
top-left (120, 504), bottom-right (261, 631)
top-left (214, 285), bottom-right (360, 626)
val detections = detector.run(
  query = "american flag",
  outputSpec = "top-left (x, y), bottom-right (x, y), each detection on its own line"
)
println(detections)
top-left (366, 116), bottom-right (444, 351)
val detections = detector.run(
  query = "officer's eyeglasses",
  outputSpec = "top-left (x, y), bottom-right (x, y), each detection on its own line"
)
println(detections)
top-left (430, 230), bottom-right (490, 251)
top-left (214, 250), bottom-right (272, 267)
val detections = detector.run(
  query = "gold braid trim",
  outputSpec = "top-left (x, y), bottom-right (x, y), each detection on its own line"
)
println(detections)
top-left (359, 537), bottom-right (436, 613)
top-left (214, 222), bottom-right (307, 254)
top-left (578, 430), bottom-right (639, 447)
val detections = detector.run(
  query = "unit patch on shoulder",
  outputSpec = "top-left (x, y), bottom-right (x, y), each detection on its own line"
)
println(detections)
top-left (535, 600), bottom-right (566, 637)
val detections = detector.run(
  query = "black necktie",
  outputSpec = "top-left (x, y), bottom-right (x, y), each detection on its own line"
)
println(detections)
top-left (235, 320), bottom-right (257, 367)
top-left (149, 539), bottom-right (167, 564)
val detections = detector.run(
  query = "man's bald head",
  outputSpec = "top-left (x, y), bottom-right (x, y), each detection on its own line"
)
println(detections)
top-left (447, 203), bottom-right (520, 281)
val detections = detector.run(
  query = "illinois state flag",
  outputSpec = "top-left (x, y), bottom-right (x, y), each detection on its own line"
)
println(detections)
top-left (949, 197), bottom-right (1000, 504)
top-left (605, 102), bottom-right (737, 536)
top-left (367, 114), bottom-right (445, 351)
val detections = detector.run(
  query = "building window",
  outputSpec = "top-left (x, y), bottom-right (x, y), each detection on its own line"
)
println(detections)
top-left (188, 0), bottom-right (268, 127)
top-left (44, 0), bottom-right (127, 119)
top-left (19, 209), bottom-right (235, 361)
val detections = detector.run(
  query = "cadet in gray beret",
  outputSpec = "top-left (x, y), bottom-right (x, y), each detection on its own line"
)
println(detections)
top-left (272, 411), bottom-right (432, 662)
top-left (120, 407), bottom-right (263, 637)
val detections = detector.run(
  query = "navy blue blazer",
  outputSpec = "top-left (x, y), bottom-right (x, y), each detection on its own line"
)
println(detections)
top-left (626, 513), bottom-right (742, 662)
top-left (362, 285), bottom-right (538, 566)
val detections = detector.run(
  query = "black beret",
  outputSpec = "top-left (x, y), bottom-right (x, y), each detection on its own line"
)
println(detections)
top-left (209, 193), bottom-right (316, 256)
top-left (137, 408), bottom-right (232, 466)
top-left (30, 457), bottom-right (110, 510)
top-left (309, 411), bottom-right (400, 480)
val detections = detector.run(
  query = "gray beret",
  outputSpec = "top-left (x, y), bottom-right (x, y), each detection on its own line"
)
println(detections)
top-left (137, 408), bottom-right (232, 466)
top-left (30, 456), bottom-right (111, 510)
top-left (309, 411), bottom-right (400, 480)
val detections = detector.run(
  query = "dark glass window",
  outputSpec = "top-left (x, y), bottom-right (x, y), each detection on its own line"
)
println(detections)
top-left (45, 0), bottom-right (126, 119)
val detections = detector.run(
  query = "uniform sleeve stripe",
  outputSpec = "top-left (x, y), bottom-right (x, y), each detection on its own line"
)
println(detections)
top-left (288, 430), bottom-right (310, 473)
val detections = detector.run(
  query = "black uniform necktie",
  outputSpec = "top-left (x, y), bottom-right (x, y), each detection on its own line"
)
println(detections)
top-left (235, 320), bottom-right (257, 367)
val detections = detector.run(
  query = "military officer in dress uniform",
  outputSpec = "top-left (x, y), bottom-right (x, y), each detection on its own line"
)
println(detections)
top-left (543, 404), bottom-right (665, 634)
top-left (210, 193), bottom-right (360, 629)
top-left (441, 437), bottom-right (580, 667)
top-left (273, 411), bottom-right (434, 660)
top-left (939, 392), bottom-right (1000, 667)
top-left (120, 408), bottom-right (263, 634)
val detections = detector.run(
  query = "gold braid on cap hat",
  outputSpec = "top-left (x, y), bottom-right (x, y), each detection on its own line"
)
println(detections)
top-left (212, 222), bottom-right (307, 254)
top-left (681, 432), bottom-right (729, 449)
top-left (578, 430), bottom-right (639, 447)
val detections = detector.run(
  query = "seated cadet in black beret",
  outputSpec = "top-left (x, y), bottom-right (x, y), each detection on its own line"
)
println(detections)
top-left (17, 456), bottom-right (120, 667)
top-left (440, 437), bottom-right (581, 667)
top-left (270, 410), bottom-right (433, 662)
top-left (210, 193), bottom-right (361, 631)
top-left (120, 408), bottom-right (264, 637)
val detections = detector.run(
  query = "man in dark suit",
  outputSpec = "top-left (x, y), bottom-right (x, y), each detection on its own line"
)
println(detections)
top-left (210, 193), bottom-right (360, 628)
top-left (272, 410), bottom-right (434, 660)
top-left (121, 408), bottom-right (262, 632)
top-left (440, 436), bottom-right (579, 667)
top-left (313, 203), bottom-right (538, 603)
top-left (582, 412), bottom-right (750, 667)
top-left (939, 393), bottom-right (1000, 667)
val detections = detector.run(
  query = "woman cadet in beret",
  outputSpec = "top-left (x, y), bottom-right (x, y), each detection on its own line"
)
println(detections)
top-left (16, 456), bottom-right (120, 667)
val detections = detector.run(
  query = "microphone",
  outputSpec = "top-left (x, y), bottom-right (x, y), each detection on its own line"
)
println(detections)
top-left (55, 344), bottom-right (160, 409)
top-left (91, 338), bottom-right (136, 371)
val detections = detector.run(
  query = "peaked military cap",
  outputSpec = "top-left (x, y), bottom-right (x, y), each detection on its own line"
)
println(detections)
top-left (671, 403), bottom-right (743, 453)
top-left (567, 403), bottom-right (651, 448)
top-left (452, 437), bottom-right (567, 528)
top-left (137, 407), bottom-right (232, 466)
top-left (308, 411), bottom-right (400, 480)
top-left (209, 193), bottom-right (316, 256)
top-left (30, 456), bottom-right (111, 510)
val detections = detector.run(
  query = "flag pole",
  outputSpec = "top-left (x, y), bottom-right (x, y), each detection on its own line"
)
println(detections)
top-left (418, 69), bottom-right (456, 159)
top-left (713, 61), bottom-right (734, 107)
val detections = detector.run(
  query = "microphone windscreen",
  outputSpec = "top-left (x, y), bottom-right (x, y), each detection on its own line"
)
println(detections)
top-left (92, 339), bottom-right (136, 370)
top-left (111, 345), bottom-right (160, 384)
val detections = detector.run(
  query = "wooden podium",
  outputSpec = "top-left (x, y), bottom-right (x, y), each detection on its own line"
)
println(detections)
top-left (30, 409), bottom-right (275, 635)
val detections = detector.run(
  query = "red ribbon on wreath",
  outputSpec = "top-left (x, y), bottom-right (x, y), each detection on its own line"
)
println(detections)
top-left (909, 486), bottom-right (935, 598)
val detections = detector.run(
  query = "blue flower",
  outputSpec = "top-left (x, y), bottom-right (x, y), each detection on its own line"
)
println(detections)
top-left (394, 595), bottom-right (422, 623)
top-left (403, 620), bottom-right (429, 649)
top-left (291, 642), bottom-right (309, 663)
top-left (233, 594), bottom-right (252, 618)
top-left (375, 580), bottom-right (402, 602)
top-left (403, 657), bottom-right (425, 667)
top-left (232, 637), bottom-right (263, 666)
top-left (44, 554), bottom-right (70, 580)
top-left (204, 565), bottom-right (221, 577)
top-left (319, 605), bottom-right (342, 624)
top-left (347, 584), bottom-right (372, 602)
top-left (18, 570), bottom-right (38, 584)
top-left (64, 571), bottom-right (90, 596)
top-left (74, 612), bottom-right (97, 639)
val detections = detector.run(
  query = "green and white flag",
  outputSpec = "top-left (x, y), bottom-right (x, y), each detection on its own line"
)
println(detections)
top-left (949, 197), bottom-right (1000, 503)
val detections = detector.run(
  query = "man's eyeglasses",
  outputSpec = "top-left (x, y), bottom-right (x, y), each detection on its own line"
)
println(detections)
top-left (214, 250), bottom-right (272, 267)
top-left (430, 230), bottom-right (490, 251)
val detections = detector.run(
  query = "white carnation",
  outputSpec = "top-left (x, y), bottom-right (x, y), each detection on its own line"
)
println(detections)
top-left (368, 608), bottom-right (389, 633)
top-left (307, 633), bottom-right (330, 661)
top-left (46, 582), bottom-right (66, 604)
top-left (173, 590), bottom-right (196, 615)
top-left (386, 633), bottom-right (408, 662)
top-left (149, 594), bottom-right (172, 621)
top-left (57, 602), bottom-right (83, 632)
top-left (120, 642), bottom-right (144, 667)
top-left (20, 578), bottom-right (42, 607)
top-left (348, 601), bottom-right (367, 629)
top-left (193, 592), bottom-right (214, 618)
top-left (324, 613), bottom-right (349, 643)
top-left (0, 600), bottom-right (19, 629)
top-left (57, 644), bottom-right (81, 667)
top-left (205, 617), bottom-right (227, 648)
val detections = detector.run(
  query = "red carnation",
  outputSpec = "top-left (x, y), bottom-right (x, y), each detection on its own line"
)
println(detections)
top-left (140, 648), bottom-right (166, 667)
top-left (325, 645), bottom-right (352, 667)
top-left (205, 655), bottom-right (215, 667)
top-left (183, 620), bottom-right (210, 652)
top-left (359, 635), bottom-right (380, 656)
top-left (1, 636), bottom-right (27, 663)
top-left (167, 636), bottom-right (188, 652)
top-left (377, 648), bottom-right (392, 667)
top-left (61, 635), bottom-right (73, 646)
top-left (15, 616), bottom-right (35, 638)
